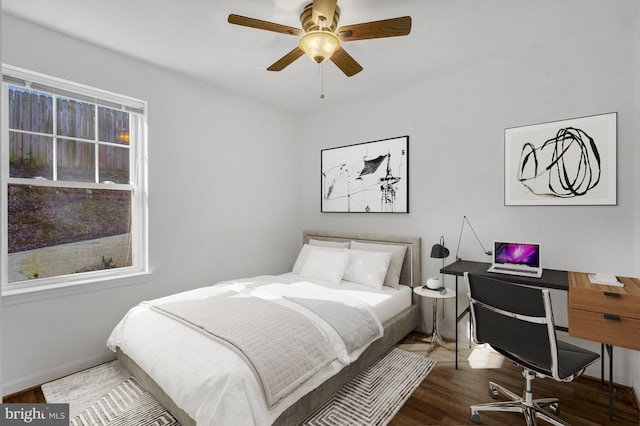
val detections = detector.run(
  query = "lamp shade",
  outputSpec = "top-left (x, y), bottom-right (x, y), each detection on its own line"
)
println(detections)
top-left (298, 30), bottom-right (341, 63)
top-left (430, 243), bottom-right (450, 259)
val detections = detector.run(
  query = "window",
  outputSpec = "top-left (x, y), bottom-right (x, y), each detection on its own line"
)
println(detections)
top-left (2, 65), bottom-right (148, 294)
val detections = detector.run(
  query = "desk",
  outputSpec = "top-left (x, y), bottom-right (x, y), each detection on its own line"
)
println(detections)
top-left (442, 260), bottom-right (640, 420)
top-left (568, 272), bottom-right (640, 419)
top-left (568, 272), bottom-right (640, 351)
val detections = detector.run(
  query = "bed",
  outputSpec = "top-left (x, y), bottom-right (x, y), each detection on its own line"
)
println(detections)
top-left (107, 230), bottom-right (421, 425)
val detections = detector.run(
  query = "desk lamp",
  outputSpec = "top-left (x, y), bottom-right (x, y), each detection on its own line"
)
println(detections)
top-left (454, 215), bottom-right (492, 261)
top-left (427, 236), bottom-right (449, 291)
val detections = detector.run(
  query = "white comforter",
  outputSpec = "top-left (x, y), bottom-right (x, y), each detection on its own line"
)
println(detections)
top-left (107, 274), bottom-right (384, 425)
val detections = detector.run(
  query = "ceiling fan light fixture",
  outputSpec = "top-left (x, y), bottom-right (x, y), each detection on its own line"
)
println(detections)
top-left (298, 30), bottom-right (340, 63)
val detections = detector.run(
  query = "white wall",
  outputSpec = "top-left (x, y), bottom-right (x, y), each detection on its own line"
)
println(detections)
top-left (297, 13), bottom-right (638, 385)
top-left (1, 14), bottom-right (301, 395)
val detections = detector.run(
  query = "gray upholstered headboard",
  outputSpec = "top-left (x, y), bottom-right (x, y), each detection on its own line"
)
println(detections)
top-left (302, 229), bottom-right (421, 288)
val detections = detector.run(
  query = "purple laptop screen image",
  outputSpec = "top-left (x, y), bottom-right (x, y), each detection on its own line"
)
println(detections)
top-left (494, 243), bottom-right (540, 267)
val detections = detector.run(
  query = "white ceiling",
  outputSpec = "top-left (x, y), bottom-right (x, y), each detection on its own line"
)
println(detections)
top-left (3, 0), bottom-right (639, 115)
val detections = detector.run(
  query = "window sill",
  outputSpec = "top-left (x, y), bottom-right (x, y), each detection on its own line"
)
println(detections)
top-left (1, 271), bottom-right (152, 307)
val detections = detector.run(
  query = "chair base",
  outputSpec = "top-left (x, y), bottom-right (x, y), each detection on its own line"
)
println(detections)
top-left (470, 380), bottom-right (569, 426)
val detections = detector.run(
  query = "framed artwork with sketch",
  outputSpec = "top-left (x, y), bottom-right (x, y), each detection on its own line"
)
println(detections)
top-left (321, 136), bottom-right (409, 213)
top-left (504, 113), bottom-right (617, 206)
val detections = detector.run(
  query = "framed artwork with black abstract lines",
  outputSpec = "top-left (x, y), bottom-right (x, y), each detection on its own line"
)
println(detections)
top-left (321, 135), bottom-right (409, 213)
top-left (504, 112), bottom-right (617, 206)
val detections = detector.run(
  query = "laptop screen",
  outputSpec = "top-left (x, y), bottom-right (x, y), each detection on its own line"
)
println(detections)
top-left (494, 242), bottom-right (540, 268)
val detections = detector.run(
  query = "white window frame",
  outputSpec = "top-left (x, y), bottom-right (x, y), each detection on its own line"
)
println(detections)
top-left (1, 65), bottom-right (149, 300)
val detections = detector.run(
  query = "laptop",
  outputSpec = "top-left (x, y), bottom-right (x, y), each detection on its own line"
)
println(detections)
top-left (487, 241), bottom-right (543, 278)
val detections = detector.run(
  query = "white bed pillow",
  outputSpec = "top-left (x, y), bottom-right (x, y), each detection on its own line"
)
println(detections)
top-left (350, 241), bottom-right (408, 289)
top-left (308, 238), bottom-right (351, 249)
top-left (342, 249), bottom-right (393, 291)
top-left (292, 244), bottom-right (346, 274)
top-left (300, 248), bottom-right (350, 284)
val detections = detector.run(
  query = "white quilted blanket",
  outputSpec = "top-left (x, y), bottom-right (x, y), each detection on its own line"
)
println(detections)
top-left (151, 292), bottom-right (336, 407)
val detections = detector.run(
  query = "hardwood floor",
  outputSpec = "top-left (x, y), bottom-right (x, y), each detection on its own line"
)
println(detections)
top-left (392, 332), bottom-right (639, 425)
top-left (2, 386), bottom-right (45, 404)
top-left (3, 332), bottom-right (639, 425)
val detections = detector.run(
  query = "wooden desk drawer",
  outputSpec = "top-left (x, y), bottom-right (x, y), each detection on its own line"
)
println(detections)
top-left (569, 308), bottom-right (640, 351)
top-left (569, 287), bottom-right (640, 318)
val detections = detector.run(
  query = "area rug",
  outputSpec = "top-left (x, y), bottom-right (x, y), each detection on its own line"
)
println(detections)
top-left (42, 348), bottom-right (435, 425)
top-left (42, 361), bottom-right (179, 426)
top-left (302, 348), bottom-right (436, 425)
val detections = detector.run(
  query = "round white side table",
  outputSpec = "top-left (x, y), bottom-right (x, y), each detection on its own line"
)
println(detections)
top-left (413, 286), bottom-right (456, 352)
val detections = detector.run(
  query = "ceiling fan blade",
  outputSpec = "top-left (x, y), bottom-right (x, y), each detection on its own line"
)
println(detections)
top-left (267, 47), bottom-right (305, 71)
top-left (228, 14), bottom-right (302, 36)
top-left (338, 16), bottom-right (411, 42)
top-left (312, 0), bottom-right (337, 27)
top-left (330, 47), bottom-right (363, 77)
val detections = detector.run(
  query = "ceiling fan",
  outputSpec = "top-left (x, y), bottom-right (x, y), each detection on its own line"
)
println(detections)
top-left (228, 0), bottom-right (411, 77)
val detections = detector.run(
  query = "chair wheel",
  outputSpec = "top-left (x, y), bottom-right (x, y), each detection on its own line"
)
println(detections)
top-left (549, 402), bottom-right (560, 415)
top-left (471, 413), bottom-right (483, 424)
top-left (488, 386), bottom-right (499, 399)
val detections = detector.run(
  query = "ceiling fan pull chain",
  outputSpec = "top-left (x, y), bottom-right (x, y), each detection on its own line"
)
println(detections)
top-left (320, 63), bottom-right (326, 99)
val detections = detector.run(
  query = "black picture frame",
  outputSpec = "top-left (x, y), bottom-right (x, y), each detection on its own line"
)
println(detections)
top-left (504, 113), bottom-right (617, 206)
top-left (321, 135), bottom-right (409, 213)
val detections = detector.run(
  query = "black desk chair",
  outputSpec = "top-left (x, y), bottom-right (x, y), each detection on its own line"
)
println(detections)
top-left (463, 272), bottom-right (599, 426)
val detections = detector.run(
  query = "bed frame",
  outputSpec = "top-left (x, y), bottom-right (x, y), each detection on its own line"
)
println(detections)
top-left (117, 229), bottom-right (421, 425)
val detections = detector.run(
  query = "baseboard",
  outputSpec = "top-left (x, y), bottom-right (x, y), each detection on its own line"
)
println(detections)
top-left (2, 352), bottom-right (116, 397)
